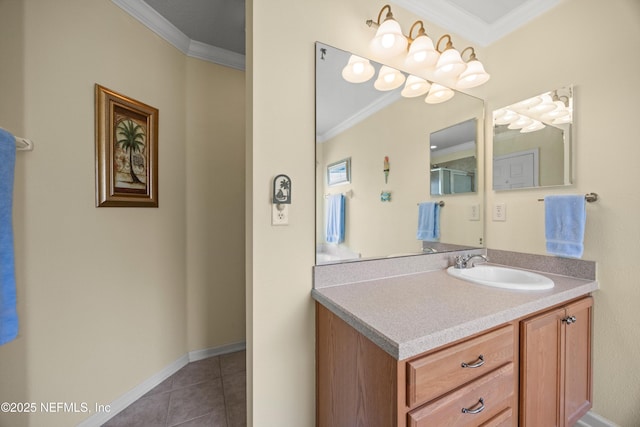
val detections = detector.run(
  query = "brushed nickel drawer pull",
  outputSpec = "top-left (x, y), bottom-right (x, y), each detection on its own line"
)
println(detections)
top-left (461, 398), bottom-right (485, 414)
top-left (461, 354), bottom-right (484, 368)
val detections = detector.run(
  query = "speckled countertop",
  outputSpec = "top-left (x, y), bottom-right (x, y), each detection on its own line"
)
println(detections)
top-left (312, 264), bottom-right (598, 360)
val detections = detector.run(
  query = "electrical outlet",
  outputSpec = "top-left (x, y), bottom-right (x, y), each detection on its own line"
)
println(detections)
top-left (493, 203), bottom-right (507, 221)
top-left (469, 204), bottom-right (480, 221)
top-left (272, 204), bottom-right (289, 225)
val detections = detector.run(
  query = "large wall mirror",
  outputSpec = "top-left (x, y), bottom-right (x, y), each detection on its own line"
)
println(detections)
top-left (493, 86), bottom-right (573, 190)
top-left (315, 42), bottom-right (485, 265)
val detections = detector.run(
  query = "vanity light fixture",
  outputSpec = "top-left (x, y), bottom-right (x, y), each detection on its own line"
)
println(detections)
top-left (457, 47), bottom-right (491, 89)
top-left (425, 83), bottom-right (454, 104)
top-left (367, 4), bottom-right (407, 58)
top-left (374, 65), bottom-right (406, 91)
top-left (365, 5), bottom-right (490, 90)
top-left (401, 75), bottom-right (431, 97)
top-left (341, 54), bottom-right (376, 83)
top-left (434, 35), bottom-right (466, 80)
top-left (404, 21), bottom-right (439, 71)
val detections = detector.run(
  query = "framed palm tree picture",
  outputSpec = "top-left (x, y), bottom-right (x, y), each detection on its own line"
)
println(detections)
top-left (95, 84), bottom-right (158, 207)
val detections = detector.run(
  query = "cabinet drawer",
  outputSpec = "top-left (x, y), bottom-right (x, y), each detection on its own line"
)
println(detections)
top-left (407, 324), bottom-right (514, 407)
top-left (408, 363), bottom-right (514, 427)
top-left (480, 408), bottom-right (513, 427)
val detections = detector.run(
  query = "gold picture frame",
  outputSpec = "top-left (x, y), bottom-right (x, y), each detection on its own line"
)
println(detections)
top-left (95, 84), bottom-right (158, 207)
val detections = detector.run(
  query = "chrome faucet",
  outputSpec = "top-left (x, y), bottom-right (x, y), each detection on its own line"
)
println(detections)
top-left (454, 254), bottom-right (488, 269)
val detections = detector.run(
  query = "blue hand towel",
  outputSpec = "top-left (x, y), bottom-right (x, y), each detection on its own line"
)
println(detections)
top-left (545, 195), bottom-right (586, 258)
top-left (0, 128), bottom-right (18, 345)
top-left (417, 202), bottom-right (440, 242)
top-left (326, 194), bottom-right (345, 244)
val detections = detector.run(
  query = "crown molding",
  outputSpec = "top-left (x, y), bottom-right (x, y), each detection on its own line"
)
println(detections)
top-left (316, 91), bottom-right (402, 143)
top-left (393, 0), bottom-right (560, 47)
top-left (111, 0), bottom-right (246, 70)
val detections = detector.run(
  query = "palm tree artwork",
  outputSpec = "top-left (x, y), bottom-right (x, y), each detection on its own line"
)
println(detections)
top-left (115, 118), bottom-right (146, 188)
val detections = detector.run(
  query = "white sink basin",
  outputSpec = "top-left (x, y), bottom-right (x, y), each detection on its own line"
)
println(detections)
top-left (446, 265), bottom-right (554, 291)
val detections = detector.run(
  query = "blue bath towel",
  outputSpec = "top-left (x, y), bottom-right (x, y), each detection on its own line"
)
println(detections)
top-left (0, 128), bottom-right (18, 345)
top-left (545, 195), bottom-right (586, 258)
top-left (417, 202), bottom-right (440, 242)
top-left (326, 194), bottom-right (345, 244)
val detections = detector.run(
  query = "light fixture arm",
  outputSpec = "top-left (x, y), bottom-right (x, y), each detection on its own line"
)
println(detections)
top-left (408, 20), bottom-right (426, 42)
top-left (366, 4), bottom-right (393, 28)
top-left (436, 34), bottom-right (454, 53)
top-left (460, 47), bottom-right (478, 62)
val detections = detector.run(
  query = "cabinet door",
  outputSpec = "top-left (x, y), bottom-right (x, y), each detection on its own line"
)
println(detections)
top-left (520, 306), bottom-right (564, 427)
top-left (564, 297), bottom-right (593, 426)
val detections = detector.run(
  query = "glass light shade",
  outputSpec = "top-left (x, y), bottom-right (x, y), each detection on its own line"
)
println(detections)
top-left (512, 96), bottom-right (542, 111)
top-left (508, 116), bottom-right (534, 129)
top-left (425, 83), bottom-right (454, 104)
top-left (434, 48), bottom-right (466, 79)
top-left (370, 19), bottom-right (408, 58)
top-left (341, 55), bottom-right (375, 83)
top-left (494, 110), bottom-right (519, 125)
top-left (520, 120), bottom-right (545, 133)
top-left (456, 59), bottom-right (490, 89)
top-left (552, 114), bottom-right (572, 124)
top-left (401, 75), bottom-right (431, 97)
top-left (541, 101), bottom-right (570, 120)
top-left (404, 34), bottom-right (439, 70)
top-left (528, 94), bottom-right (556, 115)
top-left (374, 66), bottom-right (405, 91)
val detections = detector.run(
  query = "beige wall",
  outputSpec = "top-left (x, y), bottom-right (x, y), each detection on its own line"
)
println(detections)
top-left (185, 58), bottom-right (246, 351)
top-left (0, 1), bottom-right (245, 426)
top-left (483, 0), bottom-right (640, 424)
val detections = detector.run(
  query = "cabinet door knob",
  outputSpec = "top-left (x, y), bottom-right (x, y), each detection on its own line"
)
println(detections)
top-left (461, 397), bottom-right (485, 414)
top-left (461, 354), bottom-right (484, 368)
top-left (563, 315), bottom-right (577, 324)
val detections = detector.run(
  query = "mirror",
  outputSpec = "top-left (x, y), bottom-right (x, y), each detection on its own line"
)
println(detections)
top-left (493, 86), bottom-right (573, 190)
top-left (315, 42), bottom-right (484, 265)
top-left (430, 118), bottom-right (477, 196)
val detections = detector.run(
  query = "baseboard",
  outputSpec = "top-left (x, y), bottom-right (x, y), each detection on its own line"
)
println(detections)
top-left (188, 340), bottom-right (246, 362)
top-left (576, 411), bottom-right (621, 427)
top-left (78, 341), bottom-right (246, 427)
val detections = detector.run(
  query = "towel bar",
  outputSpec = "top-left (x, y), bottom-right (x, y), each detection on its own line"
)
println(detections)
top-left (324, 190), bottom-right (353, 199)
top-left (537, 193), bottom-right (598, 203)
top-left (16, 137), bottom-right (33, 151)
top-left (417, 201), bottom-right (445, 207)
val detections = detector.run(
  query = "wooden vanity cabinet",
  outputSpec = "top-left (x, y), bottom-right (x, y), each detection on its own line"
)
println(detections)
top-left (316, 303), bottom-right (518, 427)
top-left (316, 295), bottom-right (592, 427)
top-left (520, 296), bottom-right (593, 427)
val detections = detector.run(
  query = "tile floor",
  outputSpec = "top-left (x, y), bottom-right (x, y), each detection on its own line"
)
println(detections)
top-left (103, 350), bottom-right (246, 427)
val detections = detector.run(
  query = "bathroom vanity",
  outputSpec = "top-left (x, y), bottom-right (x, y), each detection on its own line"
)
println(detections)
top-left (312, 252), bottom-right (597, 427)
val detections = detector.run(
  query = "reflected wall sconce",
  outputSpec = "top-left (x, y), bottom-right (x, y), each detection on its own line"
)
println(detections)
top-left (374, 65), bottom-right (406, 91)
top-left (493, 88), bottom-right (573, 133)
top-left (342, 55), bottom-right (376, 83)
top-left (425, 83), bottom-right (454, 104)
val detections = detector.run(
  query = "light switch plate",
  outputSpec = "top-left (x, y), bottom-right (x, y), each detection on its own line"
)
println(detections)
top-left (493, 203), bottom-right (506, 221)
top-left (469, 204), bottom-right (480, 221)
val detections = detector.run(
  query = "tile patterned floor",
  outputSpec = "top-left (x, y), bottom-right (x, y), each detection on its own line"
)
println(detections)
top-left (103, 350), bottom-right (246, 427)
